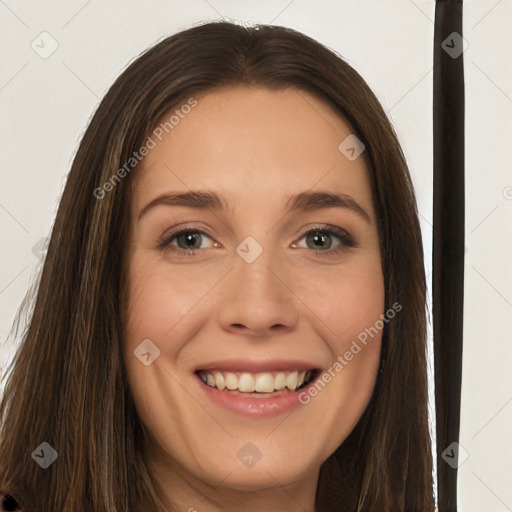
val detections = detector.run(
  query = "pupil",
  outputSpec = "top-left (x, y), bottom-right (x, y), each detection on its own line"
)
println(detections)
top-left (310, 232), bottom-right (330, 250)
top-left (181, 232), bottom-right (201, 250)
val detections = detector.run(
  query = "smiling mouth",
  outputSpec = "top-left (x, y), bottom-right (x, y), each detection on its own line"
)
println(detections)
top-left (195, 369), bottom-right (319, 395)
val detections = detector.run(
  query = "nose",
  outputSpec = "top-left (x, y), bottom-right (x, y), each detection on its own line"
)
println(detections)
top-left (217, 247), bottom-right (299, 337)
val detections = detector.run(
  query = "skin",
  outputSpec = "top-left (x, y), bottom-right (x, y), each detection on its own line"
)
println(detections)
top-left (123, 86), bottom-right (384, 512)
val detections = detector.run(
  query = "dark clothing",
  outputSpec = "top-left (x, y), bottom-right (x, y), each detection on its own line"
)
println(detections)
top-left (0, 491), bottom-right (24, 511)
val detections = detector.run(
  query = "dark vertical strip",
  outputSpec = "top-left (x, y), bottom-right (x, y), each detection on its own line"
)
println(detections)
top-left (433, 1), bottom-right (465, 511)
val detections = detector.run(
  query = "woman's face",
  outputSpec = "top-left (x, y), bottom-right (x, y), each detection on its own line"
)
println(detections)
top-left (123, 86), bottom-right (384, 499)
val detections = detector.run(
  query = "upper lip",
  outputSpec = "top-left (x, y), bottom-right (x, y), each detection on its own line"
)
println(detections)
top-left (195, 359), bottom-right (321, 373)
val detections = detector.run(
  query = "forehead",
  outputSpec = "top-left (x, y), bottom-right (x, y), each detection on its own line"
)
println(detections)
top-left (131, 86), bottom-right (374, 217)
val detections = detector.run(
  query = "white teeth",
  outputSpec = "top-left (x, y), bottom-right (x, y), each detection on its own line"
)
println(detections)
top-left (286, 371), bottom-right (299, 391)
top-left (198, 369), bottom-right (312, 393)
top-left (255, 373), bottom-right (275, 392)
top-left (214, 371), bottom-right (225, 391)
top-left (274, 373), bottom-right (286, 390)
top-left (225, 372), bottom-right (238, 390)
top-left (238, 373), bottom-right (255, 392)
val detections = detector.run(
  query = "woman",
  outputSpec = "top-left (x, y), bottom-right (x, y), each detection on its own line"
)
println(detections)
top-left (0, 21), bottom-right (434, 511)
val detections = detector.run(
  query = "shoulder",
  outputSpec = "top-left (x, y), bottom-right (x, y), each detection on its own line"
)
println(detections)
top-left (0, 491), bottom-right (24, 511)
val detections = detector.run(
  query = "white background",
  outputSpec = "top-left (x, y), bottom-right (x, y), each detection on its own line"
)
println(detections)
top-left (0, 1), bottom-right (511, 510)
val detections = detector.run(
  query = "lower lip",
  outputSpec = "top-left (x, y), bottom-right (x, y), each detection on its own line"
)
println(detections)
top-left (196, 375), bottom-right (314, 418)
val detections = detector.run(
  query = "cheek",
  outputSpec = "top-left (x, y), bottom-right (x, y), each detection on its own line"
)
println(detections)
top-left (122, 252), bottom-right (231, 419)
top-left (295, 255), bottom-right (384, 349)
top-left (122, 254), bottom-right (209, 448)
top-left (331, 263), bottom-right (384, 394)
top-left (333, 263), bottom-right (385, 347)
top-left (123, 253), bottom-right (215, 351)
top-left (296, 257), bottom-right (384, 446)
top-left (122, 256), bottom-right (184, 406)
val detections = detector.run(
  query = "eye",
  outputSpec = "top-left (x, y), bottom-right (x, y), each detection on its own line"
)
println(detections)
top-left (292, 225), bottom-right (356, 256)
top-left (157, 224), bottom-right (356, 257)
top-left (157, 227), bottom-right (217, 256)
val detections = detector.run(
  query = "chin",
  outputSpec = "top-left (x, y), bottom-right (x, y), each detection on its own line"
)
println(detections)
top-left (190, 446), bottom-right (322, 492)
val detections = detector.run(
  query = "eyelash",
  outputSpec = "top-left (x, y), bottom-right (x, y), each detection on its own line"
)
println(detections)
top-left (156, 224), bottom-right (356, 258)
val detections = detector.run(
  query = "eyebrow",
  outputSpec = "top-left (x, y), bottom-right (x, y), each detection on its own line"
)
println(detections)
top-left (137, 190), bottom-right (372, 224)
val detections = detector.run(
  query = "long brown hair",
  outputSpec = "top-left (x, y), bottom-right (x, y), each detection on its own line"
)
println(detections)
top-left (0, 21), bottom-right (434, 511)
